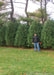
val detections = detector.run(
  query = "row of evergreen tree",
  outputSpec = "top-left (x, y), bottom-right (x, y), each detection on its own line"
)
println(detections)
top-left (0, 19), bottom-right (54, 49)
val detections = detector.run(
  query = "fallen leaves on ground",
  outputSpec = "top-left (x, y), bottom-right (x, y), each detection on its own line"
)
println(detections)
top-left (43, 68), bottom-right (45, 72)
top-left (18, 66), bottom-right (21, 69)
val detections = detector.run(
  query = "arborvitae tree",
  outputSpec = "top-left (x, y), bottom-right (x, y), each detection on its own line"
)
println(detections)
top-left (5, 21), bottom-right (19, 46)
top-left (0, 19), bottom-right (4, 28)
top-left (27, 20), bottom-right (42, 47)
top-left (0, 25), bottom-right (6, 46)
top-left (41, 20), bottom-right (54, 49)
top-left (14, 24), bottom-right (28, 47)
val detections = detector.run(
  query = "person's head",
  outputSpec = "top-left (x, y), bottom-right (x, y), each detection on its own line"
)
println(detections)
top-left (34, 33), bottom-right (37, 36)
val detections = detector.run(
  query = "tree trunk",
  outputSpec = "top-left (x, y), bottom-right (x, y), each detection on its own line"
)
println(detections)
top-left (10, 0), bottom-right (14, 21)
top-left (25, 0), bottom-right (29, 25)
top-left (44, 0), bottom-right (47, 21)
top-left (40, 0), bottom-right (44, 24)
top-left (25, 0), bottom-right (29, 18)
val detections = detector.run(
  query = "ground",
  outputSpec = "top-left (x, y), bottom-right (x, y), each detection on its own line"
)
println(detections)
top-left (0, 47), bottom-right (54, 75)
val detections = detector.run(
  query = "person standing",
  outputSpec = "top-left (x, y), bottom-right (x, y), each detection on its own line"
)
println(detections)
top-left (32, 33), bottom-right (40, 51)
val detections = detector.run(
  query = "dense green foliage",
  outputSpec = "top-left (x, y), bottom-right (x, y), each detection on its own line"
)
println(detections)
top-left (14, 24), bottom-right (28, 47)
top-left (0, 19), bottom-right (4, 27)
top-left (27, 20), bottom-right (42, 47)
top-left (0, 25), bottom-right (6, 46)
top-left (5, 21), bottom-right (19, 46)
top-left (41, 20), bottom-right (54, 49)
top-left (0, 19), bottom-right (54, 49)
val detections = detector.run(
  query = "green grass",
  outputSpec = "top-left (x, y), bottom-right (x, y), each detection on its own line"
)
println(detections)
top-left (0, 47), bottom-right (54, 75)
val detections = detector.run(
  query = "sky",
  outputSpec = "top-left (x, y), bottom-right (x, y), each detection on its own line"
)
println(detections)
top-left (1, 0), bottom-right (54, 19)
top-left (47, 2), bottom-right (54, 19)
top-left (13, 0), bottom-right (40, 17)
top-left (13, 0), bottom-right (54, 19)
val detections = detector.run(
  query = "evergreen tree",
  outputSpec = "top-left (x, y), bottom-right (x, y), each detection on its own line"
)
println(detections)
top-left (41, 20), bottom-right (54, 49)
top-left (14, 24), bottom-right (28, 47)
top-left (5, 21), bottom-right (19, 46)
top-left (27, 20), bottom-right (42, 47)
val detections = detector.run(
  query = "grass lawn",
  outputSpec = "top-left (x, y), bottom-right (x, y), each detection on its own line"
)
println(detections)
top-left (0, 47), bottom-right (54, 75)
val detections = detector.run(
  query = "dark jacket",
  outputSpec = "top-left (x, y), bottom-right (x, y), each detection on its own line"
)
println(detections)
top-left (32, 36), bottom-right (40, 43)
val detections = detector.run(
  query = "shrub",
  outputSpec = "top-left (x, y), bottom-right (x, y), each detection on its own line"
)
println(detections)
top-left (5, 21), bottom-right (19, 46)
top-left (27, 20), bottom-right (42, 47)
top-left (0, 19), bottom-right (4, 28)
top-left (0, 25), bottom-right (6, 46)
top-left (41, 20), bottom-right (54, 49)
top-left (14, 24), bottom-right (28, 47)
